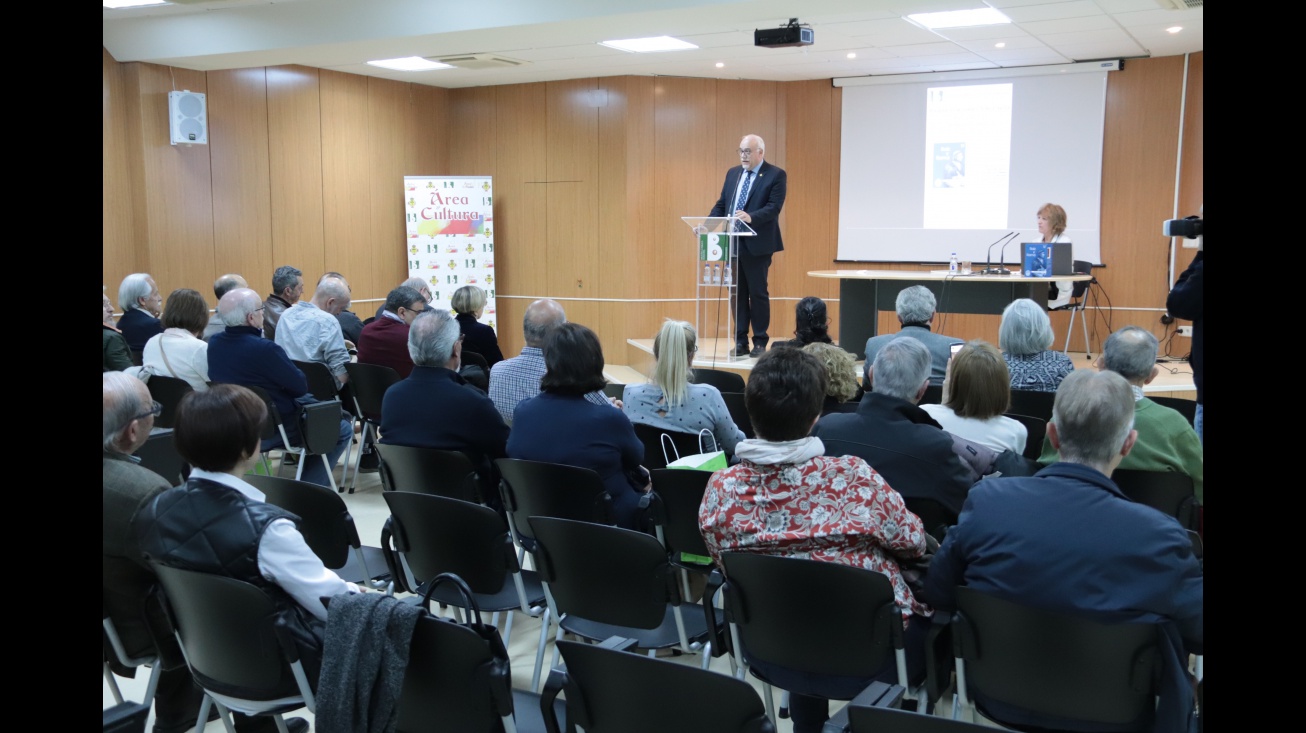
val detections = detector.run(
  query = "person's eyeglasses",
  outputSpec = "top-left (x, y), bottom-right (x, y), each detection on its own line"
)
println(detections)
top-left (691, 345), bottom-right (699, 353)
top-left (254, 306), bottom-right (265, 312)
top-left (130, 400), bottom-right (163, 423)
top-left (738, 148), bottom-right (757, 154)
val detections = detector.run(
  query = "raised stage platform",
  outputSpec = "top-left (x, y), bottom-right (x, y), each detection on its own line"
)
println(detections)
top-left (619, 337), bottom-right (1196, 399)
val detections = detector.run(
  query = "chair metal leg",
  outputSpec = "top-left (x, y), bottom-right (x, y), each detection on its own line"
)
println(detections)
top-left (779, 690), bottom-right (790, 719)
top-left (212, 699), bottom-right (237, 733)
top-left (104, 661), bottom-right (124, 705)
top-left (1079, 298), bottom-right (1091, 357)
top-left (955, 657), bottom-right (975, 722)
top-left (1063, 304), bottom-right (1079, 355)
top-left (142, 662), bottom-right (161, 708)
top-left (531, 607), bottom-right (551, 693)
top-left (196, 695), bottom-right (213, 732)
top-left (274, 715), bottom-right (291, 733)
top-left (762, 682), bottom-right (776, 723)
top-left (321, 454), bottom-right (340, 493)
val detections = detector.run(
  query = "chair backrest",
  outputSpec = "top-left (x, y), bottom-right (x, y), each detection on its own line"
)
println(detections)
top-left (848, 705), bottom-right (991, 733)
top-left (291, 360), bottom-right (340, 401)
top-left (150, 563), bottom-right (306, 702)
top-left (382, 491), bottom-right (515, 595)
top-left (903, 497), bottom-right (955, 542)
top-left (692, 368), bottom-right (746, 393)
top-left (530, 516), bottom-right (679, 630)
top-left (460, 349), bottom-right (489, 372)
top-left (495, 459), bottom-right (614, 550)
top-left (1148, 396), bottom-right (1197, 427)
top-left (135, 429), bottom-right (188, 486)
top-left (951, 586), bottom-right (1161, 729)
top-left (147, 376), bottom-right (193, 429)
top-left (374, 443), bottom-right (481, 502)
top-left (1110, 469), bottom-right (1199, 530)
top-left (647, 469), bottom-right (713, 564)
top-left (632, 423), bottom-right (716, 470)
top-left (242, 384), bottom-right (291, 443)
top-left (297, 398), bottom-right (344, 455)
top-left (551, 640), bottom-right (775, 733)
top-left (343, 362), bottom-right (401, 423)
top-left (919, 383), bottom-right (944, 406)
top-left (1004, 412), bottom-right (1048, 461)
top-left (720, 553), bottom-right (902, 679)
top-left (1070, 260), bottom-right (1094, 299)
top-left (719, 391), bottom-right (755, 439)
top-left (244, 474), bottom-right (358, 569)
top-left (603, 382), bottom-right (625, 400)
top-left (1007, 389), bottom-right (1057, 424)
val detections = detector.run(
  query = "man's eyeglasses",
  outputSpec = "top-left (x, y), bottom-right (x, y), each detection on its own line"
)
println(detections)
top-left (738, 147), bottom-right (758, 154)
top-left (128, 400), bottom-right (163, 425)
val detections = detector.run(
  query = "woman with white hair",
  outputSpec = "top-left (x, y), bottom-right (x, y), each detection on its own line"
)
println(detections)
top-left (450, 284), bottom-right (504, 367)
top-left (999, 298), bottom-right (1074, 392)
top-left (623, 319), bottom-right (745, 456)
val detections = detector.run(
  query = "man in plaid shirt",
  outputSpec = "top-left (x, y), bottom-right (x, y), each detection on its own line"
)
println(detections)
top-left (489, 298), bottom-right (616, 422)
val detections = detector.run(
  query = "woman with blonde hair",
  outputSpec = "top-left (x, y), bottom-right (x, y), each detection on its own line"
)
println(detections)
top-left (450, 284), bottom-right (504, 367)
top-left (921, 340), bottom-right (1026, 455)
top-left (623, 319), bottom-right (745, 455)
top-left (802, 342), bottom-right (862, 415)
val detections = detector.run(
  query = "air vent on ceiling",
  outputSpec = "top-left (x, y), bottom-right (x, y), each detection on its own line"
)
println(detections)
top-left (433, 53), bottom-right (528, 70)
top-left (1156, 0), bottom-right (1202, 9)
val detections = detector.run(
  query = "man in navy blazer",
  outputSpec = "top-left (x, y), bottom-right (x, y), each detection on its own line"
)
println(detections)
top-left (709, 134), bottom-right (787, 358)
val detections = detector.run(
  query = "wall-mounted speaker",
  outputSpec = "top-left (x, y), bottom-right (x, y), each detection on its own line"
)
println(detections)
top-left (168, 90), bottom-right (207, 146)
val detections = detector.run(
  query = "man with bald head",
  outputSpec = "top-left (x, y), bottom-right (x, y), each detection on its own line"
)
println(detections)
top-left (276, 275), bottom-right (353, 387)
top-left (708, 133), bottom-right (788, 358)
top-left (1037, 325), bottom-right (1203, 502)
top-left (488, 298), bottom-right (615, 422)
top-left (208, 288), bottom-right (352, 488)
top-left (203, 273), bottom-right (247, 341)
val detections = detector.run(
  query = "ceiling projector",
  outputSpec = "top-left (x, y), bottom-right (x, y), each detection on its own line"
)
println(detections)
top-left (755, 19), bottom-right (813, 48)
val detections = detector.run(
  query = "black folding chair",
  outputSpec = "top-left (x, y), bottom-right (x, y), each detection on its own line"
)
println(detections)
top-left (1003, 412), bottom-right (1047, 461)
top-left (1007, 389), bottom-right (1057, 424)
top-left (644, 468), bottom-right (716, 599)
top-left (494, 458), bottom-right (614, 557)
top-left (343, 362), bottom-right (401, 491)
top-left (245, 385), bottom-right (346, 493)
top-left (1110, 468), bottom-right (1200, 531)
top-left (1149, 396), bottom-right (1198, 427)
top-left (632, 423), bottom-right (717, 470)
top-left (135, 429), bottom-right (188, 486)
top-left (720, 391), bottom-right (755, 439)
top-left (146, 375), bottom-right (193, 430)
top-left (692, 368), bottom-right (746, 393)
top-left (374, 443), bottom-right (484, 502)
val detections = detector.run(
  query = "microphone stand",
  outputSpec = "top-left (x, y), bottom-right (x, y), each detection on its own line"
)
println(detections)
top-left (992, 232), bottom-right (1020, 275)
top-left (981, 232), bottom-right (1016, 275)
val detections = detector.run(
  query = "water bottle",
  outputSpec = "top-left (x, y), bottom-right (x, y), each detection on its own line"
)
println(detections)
top-left (723, 264), bottom-right (732, 286)
top-left (702, 262), bottom-right (711, 284)
top-left (949, 252), bottom-right (959, 274)
top-left (712, 263), bottom-right (722, 284)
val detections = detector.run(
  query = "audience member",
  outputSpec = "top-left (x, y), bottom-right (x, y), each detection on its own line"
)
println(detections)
top-left (139, 288), bottom-right (212, 391)
top-left (814, 337), bottom-right (986, 519)
top-left (699, 347), bottom-right (930, 733)
top-left (103, 289), bottom-right (133, 372)
top-left (451, 285), bottom-right (505, 367)
top-left (863, 286), bottom-right (961, 386)
top-left (1038, 325), bottom-right (1203, 503)
top-left (771, 296), bottom-right (834, 350)
top-left (356, 286), bottom-right (426, 378)
top-left (622, 319), bottom-right (745, 456)
top-left (924, 370), bottom-right (1202, 733)
top-left (375, 277), bottom-right (435, 319)
top-left (203, 274), bottom-right (247, 341)
top-left (921, 341), bottom-right (1026, 454)
top-left (208, 288), bottom-right (352, 488)
top-left (507, 323), bottom-right (647, 529)
top-left (802, 341), bottom-right (863, 415)
top-left (319, 271), bottom-right (364, 346)
top-left (104, 372), bottom-right (210, 733)
top-left (117, 273), bottom-right (164, 352)
top-left (1166, 236), bottom-right (1203, 443)
top-left (489, 298), bottom-right (614, 422)
top-left (133, 385), bottom-right (359, 705)
top-left (380, 309), bottom-right (509, 505)
top-left (999, 298), bottom-right (1074, 393)
top-left (262, 265), bottom-right (304, 342)
top-left (275, 276), bottom-right (353, 388)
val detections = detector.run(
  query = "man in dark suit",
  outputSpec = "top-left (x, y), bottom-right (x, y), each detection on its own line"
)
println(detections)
top-left (709, 133), bottom-right (787, 358)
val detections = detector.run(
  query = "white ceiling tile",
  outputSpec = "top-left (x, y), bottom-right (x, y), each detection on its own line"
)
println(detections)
top-left (1000, 1), bottom-right (1106, 23)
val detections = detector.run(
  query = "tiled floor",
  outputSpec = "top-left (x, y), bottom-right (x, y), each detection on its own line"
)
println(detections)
top-left (105, 454), bottom-right (994, 732)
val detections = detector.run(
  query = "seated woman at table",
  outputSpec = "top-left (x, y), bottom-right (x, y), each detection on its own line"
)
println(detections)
top-left (508, 323), bottom-right (648, 529)
top-left (451, 284), bottom-right (504, 368)
top-left (999, 298), bottom-right (1074, 393)
top-left (921, 340), bottom-right (1026, 455)
top-left (802, 341), bottom-right (862, 416)
top-left (1038, 202), bottom-right (1075, 307)
top-left (623, 319), bottom-right (745, 456)
top-left (138, 288), bottom-right (212, 391)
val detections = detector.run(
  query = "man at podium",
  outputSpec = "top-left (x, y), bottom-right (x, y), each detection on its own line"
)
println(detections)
top-left (709, 134), bottom-right (787, 358)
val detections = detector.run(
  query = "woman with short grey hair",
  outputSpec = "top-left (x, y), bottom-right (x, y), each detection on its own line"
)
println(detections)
top-left (998, 298), bottom-right (1074, 392)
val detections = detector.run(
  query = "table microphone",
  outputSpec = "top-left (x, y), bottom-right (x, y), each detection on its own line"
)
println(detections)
top-left (993, 232), bottom-right (1020, 275)
top-left (982, 232), bottom-right (1015, 275)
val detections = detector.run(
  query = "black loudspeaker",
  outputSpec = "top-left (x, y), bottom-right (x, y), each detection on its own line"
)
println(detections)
top-left (1021, 242), bottom-right (1073, 277)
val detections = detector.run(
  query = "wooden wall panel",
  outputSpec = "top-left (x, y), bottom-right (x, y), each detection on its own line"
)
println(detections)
top-left (596, 78), bottom-right (632, 302)
top-left (132, 63), bottom-right (216, 298)
top-left (319, 70), bottom-right (372, 292)
top-left (545, 79), bottom-right (600, 300)
top-left (360, 77), bottom-right (411, 301)
top-left (494, 84), bottom-right (549, 299)
top-left (266, 65), bottom-right (325, 291)
top-left (208, 68), bottom-right (273, 295)
top-left (104, 48), bottom-right (139, 296)
top-left (447, 87), bottom-right (497, 176)
top-left (654, 77), bottom-right (720, 307)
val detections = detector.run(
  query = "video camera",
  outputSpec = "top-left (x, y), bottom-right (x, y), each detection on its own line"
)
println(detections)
top-left (1163, 215), bottom-right (1203, 239)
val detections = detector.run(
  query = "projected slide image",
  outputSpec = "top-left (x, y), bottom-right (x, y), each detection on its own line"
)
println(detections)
top-left (924, 83), bottom-right (1012, 229)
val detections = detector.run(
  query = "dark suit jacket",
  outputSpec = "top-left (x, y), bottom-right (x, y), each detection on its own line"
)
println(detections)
top-left (103, 450), bottom-right (173, 659)
top-left (379, 366), bottom-right (509, 486)
top-left (117, 309), bottom-right (163, 352)
top-left (709, 160), bottom-right (787, 256)
top-left (357, 316), bottom-right (414, 378)
top-left (812, 392), bottom-right (975, 518)
top-left (456, 313), bottom-right (504, 367)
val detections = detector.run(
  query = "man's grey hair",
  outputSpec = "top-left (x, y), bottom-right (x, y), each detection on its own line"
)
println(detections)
top-left (218, 288), bottom-right (263, 327)
top-left (999, 298), bottom-right (1055, 355)
top-left (401, 277), bottom-right (431, 296)
top-left (1051, 370), bottom-right (1136, 468)
top-left (118, 273), bottom-right (154, 313)
top-left (1101, 326), bottom-right (1159, 383)
top-left (385, 286), bottom-right (423, 314)
top-left (213, 274), bottom-right (246, 300)
top-left (103, 371), bottom-right (148, 452)
top-left (409, 309), bottom-right (462, 367)
top-left (895, 285), bottom-right (936, 324)
top-left (312, 277), bottom-right (350, 305)
top-left (522, 298), bottom-right (567, 347)
top-left (272, 265), bottom-right (302, 295)
top-left (870, 337), bottom-right (931, 401)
